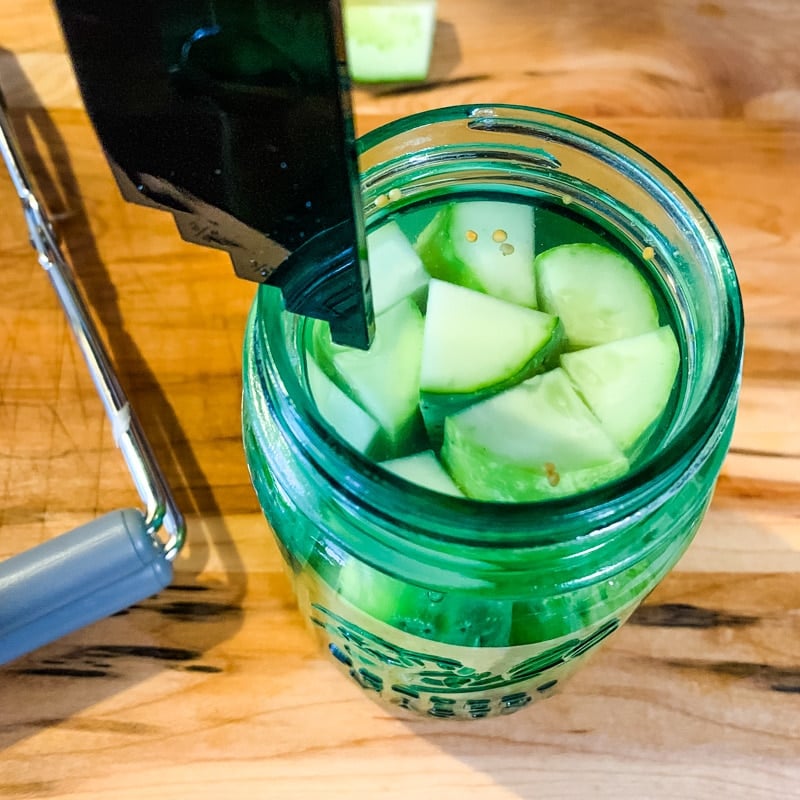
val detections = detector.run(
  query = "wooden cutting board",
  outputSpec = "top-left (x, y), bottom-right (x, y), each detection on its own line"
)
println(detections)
top-left (1, 1), bottom-right (799, 797)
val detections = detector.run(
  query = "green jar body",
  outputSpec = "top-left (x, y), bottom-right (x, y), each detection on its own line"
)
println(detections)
top-left (242, 106), bottom-right (743, 719)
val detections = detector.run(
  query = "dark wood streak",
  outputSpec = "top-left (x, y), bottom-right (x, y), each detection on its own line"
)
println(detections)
top-left (742, 345), bottom-right (800, 383)
top-left (16, 666), bottom-right (108, 678)
top-left (728, 446), bottom-right (800, 459)
top-left (666, 658), bottom-right (800, 694)
top-left (0, 781), bottom-right (58, 797)
top-left (182, 664), bottom-right (223, 674)
top-left (771, 683), bottom-right (800, 694)
top-left (630, 602), bottom-right (759, 628)
top-left (148, 600), bottom-right (242, 621)
top-left (166, 583), bottom-right (212, 592)
top-left (14, 645), bottom-right (204, 678)
top-left (521, 69), bottom-right (570, 79)
top-left (69, 645), bottom-right (201, 661)
top-left (715, 474), bottom-right (800, 507)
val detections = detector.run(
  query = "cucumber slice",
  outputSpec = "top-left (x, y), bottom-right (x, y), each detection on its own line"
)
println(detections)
top-left (330, 297), bottom-right (425, 456)
top-left (367, 220), bottom-right (429, 315)
top-left (335, 558), bottom-right (511, 646)
top-left (306, 356), bottom-right (381, 454)
top-left (442, 368), bottom-right (629, 502)
top-left (415, 201), bottom-right (537, 307)
top-left (419, 279), bottom-right (562, 442)
top-left (342, 0), bottom-right (437, 83)
top-left (421, 280), bottom-right (561, 394)
top-left (560, 326), bottom-right (680, 453)
top-left (535, 243), bottom-right (659, 347)
top-left (381, 450), bottom-right (464, 496)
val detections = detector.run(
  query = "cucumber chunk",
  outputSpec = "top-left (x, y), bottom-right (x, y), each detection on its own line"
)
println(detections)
top-left (419, 279), bottom-right (562, 441)
top-left (381, 450), bottom-right (464, 496)
top-left (442, 368), bottom-right (629, 502)
top-left (511, 559), bottom-right (658, 644)
top-left (335, 558), bottom-right (511, 646)
top-left (420, 280), bottom-right (561, 394)
top-left (342, 0), bottom-right (437, 83)
top-left (367, 220), bottom-right (430, 315)
top-left (330, 297), bottom-right (425, 457)
top-left (415, 201), bottom-right (537, 308)
top-left (560, 326), bottom-right (680, 453)
top-left (535, 243), bottom-right (659, 347)
top-left (306, 356), bottom-right (380, 454)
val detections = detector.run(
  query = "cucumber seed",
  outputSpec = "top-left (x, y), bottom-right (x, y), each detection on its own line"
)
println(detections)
top-left (492, 229), bottom-right (508, 243)
top-left (544, 462), bottom-right (561, 487)
top-left (375, 194), bottom-right (389, 208)
top-left (465, 229), bottom-right (479, 243)
top-left (500, 242), bottom-right (515, 256)
top-left (388, 187), bottom-right (403, 202)
top-left (642, 246), bottom-right (655, 261)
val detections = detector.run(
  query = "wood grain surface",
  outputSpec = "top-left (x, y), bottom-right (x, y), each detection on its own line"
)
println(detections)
top-left (1, 1), bottom-right (799, 797)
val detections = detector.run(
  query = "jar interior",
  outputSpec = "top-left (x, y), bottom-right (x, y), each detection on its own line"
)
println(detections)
top-left (250, 105), bottom-right (743, 550)
top-left (357, 109), bottom-right (741, 458)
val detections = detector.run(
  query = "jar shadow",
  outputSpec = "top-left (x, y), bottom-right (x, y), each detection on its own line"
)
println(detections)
top-left (368, 508), bottom-right (800, 797)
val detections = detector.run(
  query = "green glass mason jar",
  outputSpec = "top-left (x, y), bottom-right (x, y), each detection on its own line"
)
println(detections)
top-left (242, 105), bottom-right (743, 720)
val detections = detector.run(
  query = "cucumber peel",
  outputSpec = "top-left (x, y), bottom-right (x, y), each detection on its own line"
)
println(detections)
top-left (329, 297), bottom-right (425, 457)
top-left (420, 280), bottom-right (561, 394)
top-left (381, 450), bottom-right (464, 496)
top-left (367, 220), bottom-right (430, 315)
top-left (443, 368), bottom-right (630, 502)
top-left (419, 279), bottom-right (562, 441)
top-left (415, 200), bottom-right (537, 307)
top-left (535, 243), bottom-right (659, 347)
top-left (307, 356), bottom-right (381, 454)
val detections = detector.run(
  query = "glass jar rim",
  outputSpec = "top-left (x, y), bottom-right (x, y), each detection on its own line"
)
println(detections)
top-left (254, 104), bottom-right (743, 549)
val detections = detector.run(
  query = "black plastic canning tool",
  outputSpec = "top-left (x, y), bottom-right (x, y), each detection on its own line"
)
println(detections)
top-left (52, 0), bottom-right (374, 348)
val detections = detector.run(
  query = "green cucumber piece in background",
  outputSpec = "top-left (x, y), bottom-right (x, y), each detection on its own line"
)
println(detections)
top-left (535, 243), bottom-right (659, 347)
top-left (381, 450), bottom-right (464, 496)
top-left (367, 220), bottom-right (430, 315)
top-left (561, 326), bottom-right (680, 453)
top-left (307, 356), bottom-right (381, 454)
top-left (342, 0), bottom-right (437, 83)
top-left (443, 368), bottom-right (629, 502)
top-left (419, 279), bottom-right (562, 442)
top-left (330, 297), bottom-right (426, 458)
top-left (415, 200), bottom-right (537, 307)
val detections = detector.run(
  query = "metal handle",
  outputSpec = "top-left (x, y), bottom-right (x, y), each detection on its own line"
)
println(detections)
top-left (0, 86), bottom-right (185, 663)
top-left (0, 510), bottom-right (173, 665)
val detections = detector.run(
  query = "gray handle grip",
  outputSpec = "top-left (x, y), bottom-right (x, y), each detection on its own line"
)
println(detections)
top-left (0, 509), bottom-right (173, 665)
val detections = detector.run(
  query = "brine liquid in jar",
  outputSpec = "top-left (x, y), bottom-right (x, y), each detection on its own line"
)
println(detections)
top-left (305, 192), bottom-right (683, 502)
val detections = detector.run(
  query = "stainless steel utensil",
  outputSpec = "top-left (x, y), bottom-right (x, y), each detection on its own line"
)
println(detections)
top-left (0, 90), bottom-right (185, 665)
